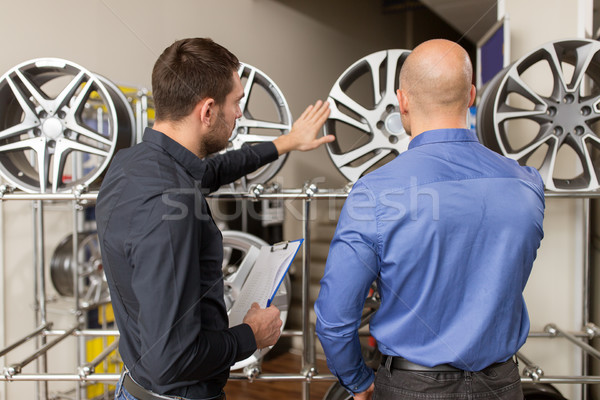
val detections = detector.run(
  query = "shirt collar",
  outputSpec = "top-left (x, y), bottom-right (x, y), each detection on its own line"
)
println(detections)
top-left (408, 128), bottom-right (478, 150)
top-left (142, 127), bottom-right (207, 180)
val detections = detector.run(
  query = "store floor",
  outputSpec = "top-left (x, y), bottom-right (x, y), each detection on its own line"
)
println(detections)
top-left (225, 351), bottom-right (334, 400)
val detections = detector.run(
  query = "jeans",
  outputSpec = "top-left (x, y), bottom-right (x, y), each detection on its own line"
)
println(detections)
top-left (114, 372), bottom-right (226, 400)
top-left (373, 359), bottom-right (523, 400)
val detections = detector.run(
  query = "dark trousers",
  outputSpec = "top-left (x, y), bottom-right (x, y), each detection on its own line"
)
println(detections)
top-left (373, 359), bottom-right (523, 400)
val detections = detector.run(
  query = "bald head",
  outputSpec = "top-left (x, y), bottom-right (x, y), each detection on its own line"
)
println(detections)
top-left (400, 39), bottom-right (473, 116)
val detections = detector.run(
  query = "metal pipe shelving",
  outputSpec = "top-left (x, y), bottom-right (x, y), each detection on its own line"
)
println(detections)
top-left (0, 183), bottom-right (598, 400)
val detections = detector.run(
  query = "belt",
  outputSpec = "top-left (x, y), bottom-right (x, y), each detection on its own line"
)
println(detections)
top-left (382, 355), bottom-right (462, 372)
top-left (122, 373), bottom-right (225, 400)
top-left (122, 373), bottom-right (179, 400)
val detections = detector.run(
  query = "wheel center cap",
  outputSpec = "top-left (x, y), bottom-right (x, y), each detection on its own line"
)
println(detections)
top-left (42, 118), bottom-right (63, 139)
top-left (385, 112), bottom-right (404, 134)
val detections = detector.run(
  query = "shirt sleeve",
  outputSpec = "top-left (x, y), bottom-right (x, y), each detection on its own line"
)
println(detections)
top-left (315, 181), bottom-right (379, 395)
top-left (201, 142), bottom-right (279, 192)
top-left (128, 191), bottom-right (256, 386)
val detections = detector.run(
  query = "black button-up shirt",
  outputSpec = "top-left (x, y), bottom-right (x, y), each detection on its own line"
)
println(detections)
top-left (96, 128), bottom-right (279, 397)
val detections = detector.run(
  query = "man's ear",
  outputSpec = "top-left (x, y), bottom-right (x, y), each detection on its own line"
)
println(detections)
top-left (397, 89), bottom-right (408, 115)
top-left (468, 84), bottom-right (476, 108)
top-left (197, 98), bottom-right (215, 127)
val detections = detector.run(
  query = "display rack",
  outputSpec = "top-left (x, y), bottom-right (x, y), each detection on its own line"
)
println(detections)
top-left (0, 185), bottom-right (599, 400)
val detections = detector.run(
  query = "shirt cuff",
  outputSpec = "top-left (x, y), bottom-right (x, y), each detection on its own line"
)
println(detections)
top-left (342, 365), bottom-right (375, 396)
top-left (249, 142), bottom-right (278, 164)
top-left (230, 323), bottom-right (257, 361)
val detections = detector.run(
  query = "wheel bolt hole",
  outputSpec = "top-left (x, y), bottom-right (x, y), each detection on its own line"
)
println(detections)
top-left (554, 126), bottom-right (564, 136)
top-left (376, 121), bottom-right (385, 130)
top-left (563, 94), bottom-right (574, 104)
top-left (581, 106), bottom-right (591, 116)
top-left (386, 104), bottom-right (395, 113)
top-left (58, 111), bottom-right (66, 119)
top-left (575, 125), bottom-right (585, 136)
top-left (237, 127), bottom-right (245, 135)
top-left (38, 111), bottom-right (47, 119)
top-left (34, 128), bottom-right (41, 136)
top-left (389, 136), bottom-right (398, 144)
top-left (547, 107), bottom-right (557, 117)
top-left (48, 140), bottom-right (56, 148)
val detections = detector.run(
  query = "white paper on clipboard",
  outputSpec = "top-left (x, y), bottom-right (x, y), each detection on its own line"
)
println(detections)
top-left (228, 239), bottom-right (303, 327)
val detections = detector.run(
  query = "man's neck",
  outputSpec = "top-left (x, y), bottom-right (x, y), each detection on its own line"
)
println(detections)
top-left (152, 120), bottom-right (204, 158)
top-left (409, 115), bottom-right (468, 140)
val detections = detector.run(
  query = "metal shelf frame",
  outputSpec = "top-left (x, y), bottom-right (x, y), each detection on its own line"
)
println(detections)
top-left (0, 183), bottom-right (599, 400)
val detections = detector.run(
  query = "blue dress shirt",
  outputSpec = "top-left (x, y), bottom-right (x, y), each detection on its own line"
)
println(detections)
top-left (315, 129), bottom-right (545, 394)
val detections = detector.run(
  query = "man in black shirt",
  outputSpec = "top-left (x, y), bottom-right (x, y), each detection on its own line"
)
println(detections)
top-left (96, 38), bottom-right (333, 400)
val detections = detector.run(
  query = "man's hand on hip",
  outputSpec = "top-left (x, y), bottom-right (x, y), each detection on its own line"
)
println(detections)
top-left (243, 302), bottom-right (282, 349)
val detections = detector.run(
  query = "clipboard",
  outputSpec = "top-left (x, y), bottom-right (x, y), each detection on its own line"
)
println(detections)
top-left (228, 238), bottom-right (304, 328)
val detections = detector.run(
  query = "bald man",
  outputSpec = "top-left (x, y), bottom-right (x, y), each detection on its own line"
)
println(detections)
top-left (315, 39), bottom-right (544, 400)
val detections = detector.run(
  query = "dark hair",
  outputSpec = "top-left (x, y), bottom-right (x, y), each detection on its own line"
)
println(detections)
top-left (151, 38), bottom-right (240, 122)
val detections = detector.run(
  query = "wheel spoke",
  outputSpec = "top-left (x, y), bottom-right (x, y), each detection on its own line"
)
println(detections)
top-left (5, 75), bottom-right (40, 123)
top-left (329, 85), bottom-right (374, 122)
top-left (505, 70), bottom-right (547, 107)
top-left (54, 71), bottom-right (87, 112)
top-left (233, 133), bottom-right (281, 144)
top-left (83, 283), bottom-right (95, 305)
top-left (329, 140), bottom-right (382, 168)
top-left (0, 136), bottom-right (50, 192)
top-left (51, 139), bottom-right (72, 193)
top-left (364, 51), bottom-right (386, 105)
top-left (36, 140), bottom-right (50, 193)
top-left (542, 43), bottom-right (570, 96)
top-left (68, 122), bottom-right (113, 146)
top-left (239, 119), bottom-right (289, 131)
top-left (384, 50), bottom-right (404, 103)
top-left (507, 134), bottom-right (555, 162)
top-left (581, 135), bottom-right (600, 188)
top-left (57, 138), bottom-right (109, 157)
top-left (239, 67), bottom-right (255, 115)
top-left (270, 291), bottom-right (288, 311)
top-left (0, 121), bottom-right (39, 141)
top-left (339, 148), bottom-right (392, 183)
top-left (570, 42), bottom-right (596, 92)
top-left (14, 69), bottom-right (56, 114)
top-left (67, 77), bottom-right (96, 116)
top-left (327, 98), bottom-right (370, 132)
top-left (0, 137), bottom-right (45, 153)
top-left (535, 139), bottom-right (559, 189)
top-left (495, 106), bottom-right (547, 124)
top-left (225, 246), bottom-right (260, 294)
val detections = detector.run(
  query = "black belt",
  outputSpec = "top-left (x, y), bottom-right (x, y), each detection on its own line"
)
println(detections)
top-left (122, 373), bottom-right (225, 400)
top-left (382, 355), bottom-right (462, 372)
top-left (123, 373), bottom-right (176, 400)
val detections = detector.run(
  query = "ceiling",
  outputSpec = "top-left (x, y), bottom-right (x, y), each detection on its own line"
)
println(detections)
top-left (417, 0), bottom-right (498, 43)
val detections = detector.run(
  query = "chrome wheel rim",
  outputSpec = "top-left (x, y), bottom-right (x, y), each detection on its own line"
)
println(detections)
top-left (0, 58), bottom-right (135, 193)
top-left (216, 63), bottom-right (292, 192)
top-left (477, 39), bottom-right (600, 191)
top-left (50, 232), bottom-right (110, 309)
top-left (324, 49), bottom-right (412, 182)
top-left (222, 230), bottom-right (290, 370)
